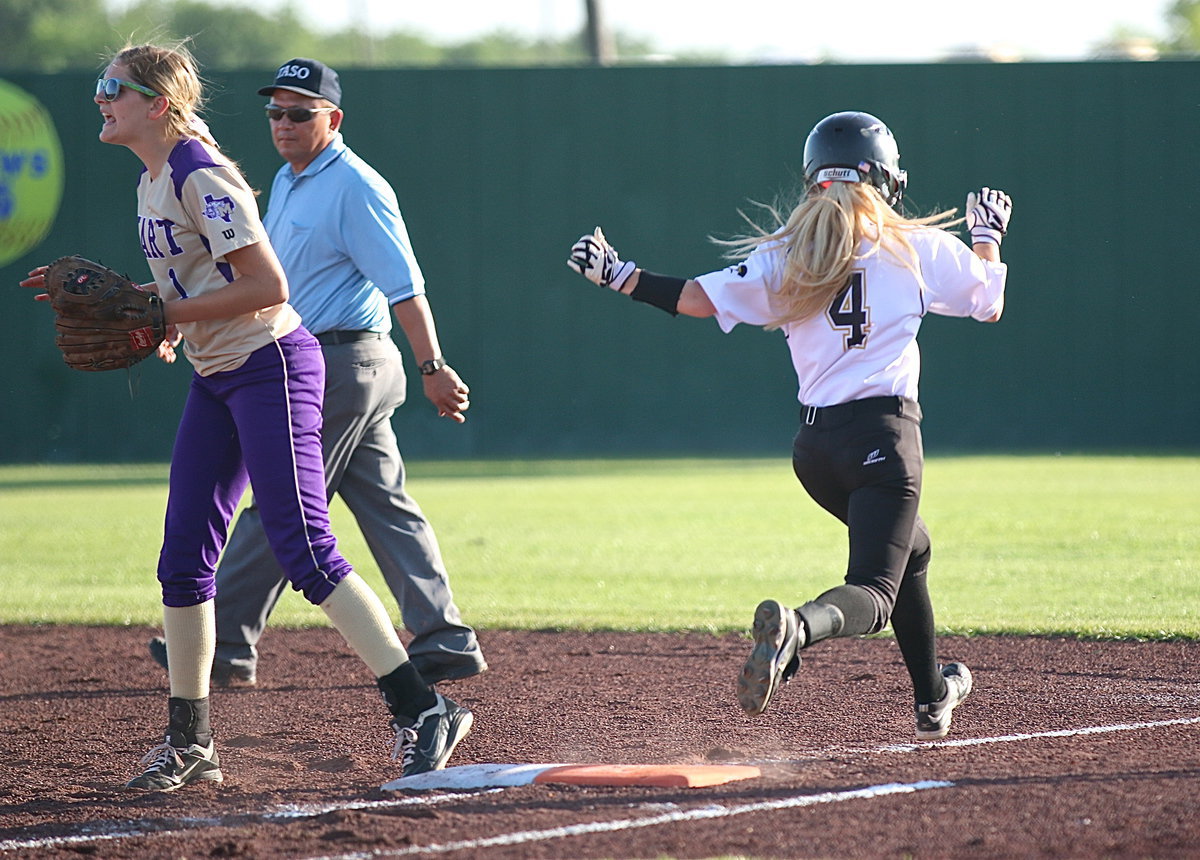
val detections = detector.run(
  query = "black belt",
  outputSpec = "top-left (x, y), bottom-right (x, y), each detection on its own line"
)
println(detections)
top-left (315, 330), bottom-right (385, 346)
top-left (801, 396), bottom-right (921, 426)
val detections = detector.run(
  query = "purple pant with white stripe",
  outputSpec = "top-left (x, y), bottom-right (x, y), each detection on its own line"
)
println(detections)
top-left (157, 328), bottom-right (352, 608)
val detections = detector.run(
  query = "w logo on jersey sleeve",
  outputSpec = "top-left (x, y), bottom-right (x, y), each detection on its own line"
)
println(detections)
top-left (201, 194), bottom-right (236, 223)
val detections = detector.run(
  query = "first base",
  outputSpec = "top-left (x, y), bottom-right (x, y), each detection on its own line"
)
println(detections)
top-left (383, 762), bottom-right (761, 792)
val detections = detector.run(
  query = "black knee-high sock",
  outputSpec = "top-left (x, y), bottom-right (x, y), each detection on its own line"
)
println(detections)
top-left (808, 584), bottom-right (876, 638)
top-left (890, 569), bottom-right (942, 703)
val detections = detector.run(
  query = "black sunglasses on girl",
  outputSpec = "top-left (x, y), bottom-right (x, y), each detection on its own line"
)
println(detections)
top-left (264, 105), bottom-right (337, 123)
top-left (96, 77), bottom-right (160, 101)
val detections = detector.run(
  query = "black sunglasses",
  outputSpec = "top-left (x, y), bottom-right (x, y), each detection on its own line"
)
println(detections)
top-left (96, 77), bottom-right (160, 102)
top-left (265, 104), bottom-right (337, 123)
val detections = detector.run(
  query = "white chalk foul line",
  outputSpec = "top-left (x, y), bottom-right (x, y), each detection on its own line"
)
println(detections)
top-left (810, 714), bottom-right (1200, 759)
top-left (0, 791), bottom-right (488, 854)
top-left (309, 779), bottom-right (953, 859)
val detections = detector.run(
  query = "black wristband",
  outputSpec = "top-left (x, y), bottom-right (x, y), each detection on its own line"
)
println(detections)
top-left (629, 271), bottom-right (686, 316)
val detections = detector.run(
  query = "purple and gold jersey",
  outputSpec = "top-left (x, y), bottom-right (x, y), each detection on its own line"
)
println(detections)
top-left (137, 138), bottom-right (301, 375)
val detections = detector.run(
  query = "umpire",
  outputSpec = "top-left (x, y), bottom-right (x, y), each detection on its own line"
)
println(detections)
top-left (150, 57), bottom-right (486, 686)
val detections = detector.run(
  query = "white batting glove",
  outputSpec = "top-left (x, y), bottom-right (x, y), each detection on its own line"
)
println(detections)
top-left (566, 227), bottom-right (637, 291)
top-left (965, 187), bottom-right (1013, 246)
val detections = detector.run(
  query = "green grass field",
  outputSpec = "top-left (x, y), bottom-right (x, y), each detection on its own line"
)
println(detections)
top-left (2, 455), bottom-right (1197, 638)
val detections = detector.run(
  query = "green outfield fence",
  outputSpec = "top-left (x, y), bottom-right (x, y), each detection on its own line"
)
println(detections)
top-left (1, 61), bottom-right (1197, 462)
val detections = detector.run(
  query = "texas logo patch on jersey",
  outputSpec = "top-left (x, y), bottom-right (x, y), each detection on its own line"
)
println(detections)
top-left (202, 194), bottom-right (236, 223)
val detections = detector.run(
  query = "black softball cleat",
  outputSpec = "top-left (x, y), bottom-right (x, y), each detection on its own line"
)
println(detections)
top-left (914, 662), bottom-right (973, 740)
top-left (737, 599), bottom-right (803, 716)
top-left (391, 693), bottom-right (474, 777)
top-left (125, 740), bottom-right (223, 792)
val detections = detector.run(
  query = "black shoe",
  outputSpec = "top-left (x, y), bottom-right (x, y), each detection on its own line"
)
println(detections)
top-left (737, 599), bottom-right (802, 716)
top-left (147, 637), bottom-right (257, 687)
top-left (391, 693), bottom-right (473, 776)
top-left (125, 740), bottom-right (223, 791)
top-left (915, 663), bottom-right (974, 740)
top-left (410, 652), bottom-right (489, 685)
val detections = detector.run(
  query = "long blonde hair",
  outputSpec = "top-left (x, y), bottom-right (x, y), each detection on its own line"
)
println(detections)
top-left (111, 42), bottom-right (216, 145)
top-left (719, 182), bottom-right (958, 330)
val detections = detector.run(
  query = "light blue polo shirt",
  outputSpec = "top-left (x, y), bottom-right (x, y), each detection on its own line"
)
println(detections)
top-left (262, 132), bottom-right (425, 335)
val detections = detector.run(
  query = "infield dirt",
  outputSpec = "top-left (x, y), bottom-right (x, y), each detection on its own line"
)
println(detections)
top-left (3, 625), bottom-right (1199, 858)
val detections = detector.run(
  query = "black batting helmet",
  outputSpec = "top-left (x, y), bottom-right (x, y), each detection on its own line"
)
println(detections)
top-left (803, 111), bottom-right (907, 208)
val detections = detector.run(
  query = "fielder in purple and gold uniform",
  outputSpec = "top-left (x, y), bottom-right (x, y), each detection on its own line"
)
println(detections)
top-left (22, 42), bottom-right (472, 792)
top-left (147, 59), bottom-right (485, 691)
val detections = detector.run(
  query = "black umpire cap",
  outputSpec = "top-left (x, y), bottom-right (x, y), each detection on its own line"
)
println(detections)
top-left (258, 58), bottom-right (341, 107)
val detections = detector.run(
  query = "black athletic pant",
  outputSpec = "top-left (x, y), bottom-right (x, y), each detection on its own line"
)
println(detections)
top-left (791, 396), bottom-right (942, 702)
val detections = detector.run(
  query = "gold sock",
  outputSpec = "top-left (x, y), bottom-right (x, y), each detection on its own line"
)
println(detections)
top-left (163, 601), bottom-right (215, 700)
top-left (320, 572), bottom-right (409, 678)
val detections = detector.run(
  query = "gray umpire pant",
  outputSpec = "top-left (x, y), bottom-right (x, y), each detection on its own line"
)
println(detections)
top-left (211, 332), bottom-right (480, 670)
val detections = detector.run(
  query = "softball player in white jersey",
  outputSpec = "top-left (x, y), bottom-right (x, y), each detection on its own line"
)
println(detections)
top-left (567, 110), bottom-right (1012, 740)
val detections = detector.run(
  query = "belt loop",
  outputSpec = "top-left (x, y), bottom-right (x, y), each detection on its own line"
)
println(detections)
top-left (804, 405), bottom-right (818, 426)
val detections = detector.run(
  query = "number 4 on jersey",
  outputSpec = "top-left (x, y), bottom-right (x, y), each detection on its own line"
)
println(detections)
top-left (828, 272), bottom-right (870, 349)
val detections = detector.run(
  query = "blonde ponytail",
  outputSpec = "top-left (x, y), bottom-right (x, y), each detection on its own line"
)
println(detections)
top-left (718, 183), bottom-right (959, 330)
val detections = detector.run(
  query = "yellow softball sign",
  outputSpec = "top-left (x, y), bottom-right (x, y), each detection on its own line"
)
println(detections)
top-left (0, 79), bottom-right (65, 267)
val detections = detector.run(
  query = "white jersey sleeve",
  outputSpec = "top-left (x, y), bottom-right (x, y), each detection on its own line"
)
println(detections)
top-left (915, 229), bottom-right (1006, 321)
top-left (694, 243), bottom-right (786, 333)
